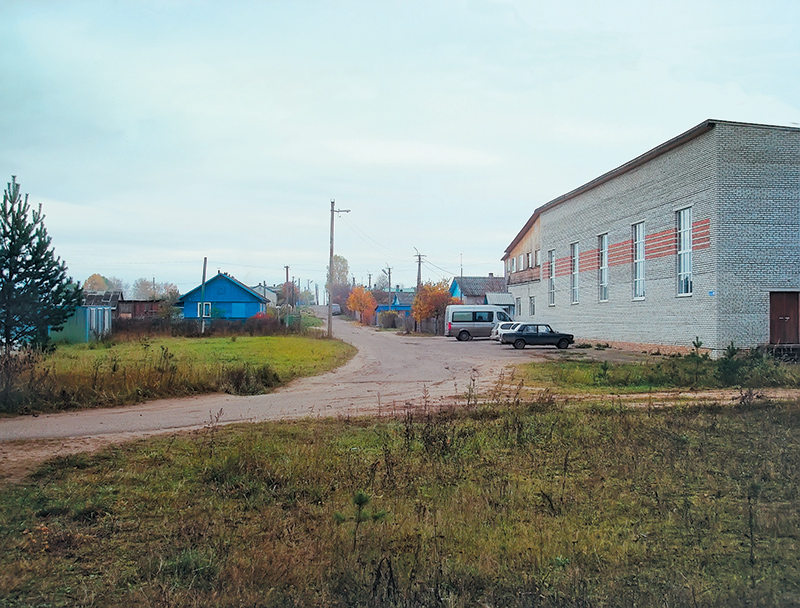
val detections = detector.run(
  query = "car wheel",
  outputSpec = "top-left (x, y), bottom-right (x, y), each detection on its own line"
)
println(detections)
top-left (457, 330), bottom-right (471, 342)
top-left (513, 339), bottom-right (526, 350)
top-left (557, 338), bottom-right (569, 349)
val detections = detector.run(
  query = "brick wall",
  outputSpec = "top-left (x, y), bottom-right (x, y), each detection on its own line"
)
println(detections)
top-left (506, 121), bottom-right (800, 356)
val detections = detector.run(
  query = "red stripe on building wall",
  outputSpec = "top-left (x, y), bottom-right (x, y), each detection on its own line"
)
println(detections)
top-left (693, 218), bottom-right (711, 249)
top-left (515, 218), bottom-right (710, 281)
top-left (608, 240), bottom-right (632, 266)
top-left (555, 257), bottom-right (572, 277)
top-left (580, 248), bottom-right (600, 272)
top-left (646, 229), bottom-right (674, 244)
top-left (645, 228), bottom-right (676, 260)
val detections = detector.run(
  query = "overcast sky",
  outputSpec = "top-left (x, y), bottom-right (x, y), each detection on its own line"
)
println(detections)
top-left (2, 0), bottom-right (798, 296)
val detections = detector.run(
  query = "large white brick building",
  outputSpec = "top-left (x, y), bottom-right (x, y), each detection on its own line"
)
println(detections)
top-left (502, 119), bottom-right (800, 356)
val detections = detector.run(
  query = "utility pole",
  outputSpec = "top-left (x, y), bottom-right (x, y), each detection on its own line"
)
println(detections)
top-left (414, 248), bottom-right (425, 333)
top-left (328, 199), bottom-right (350, 338)
top-left (199, 257), bottom-right (208, 335)
top-left (284, 265), bottom-right (290, 326)
top-left (383, 266), bottom-right (392, 310)
top-left (367, 273), bottom-right (372, 289)
top-left (414, 248), bottom-right (425, 293)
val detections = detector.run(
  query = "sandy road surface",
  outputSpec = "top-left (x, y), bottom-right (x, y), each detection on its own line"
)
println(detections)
top-left (0, 315), bottom-right (530, 485)
top-left (6, 316), bottom-right (792, 486)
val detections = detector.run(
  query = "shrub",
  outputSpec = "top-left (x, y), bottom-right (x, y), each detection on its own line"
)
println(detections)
top-left (379, 311), bottom-right (400, 329)
top-left (112, 311), bottom-right (299, 340)
top-left (220, 363), bottom-right (281, 395)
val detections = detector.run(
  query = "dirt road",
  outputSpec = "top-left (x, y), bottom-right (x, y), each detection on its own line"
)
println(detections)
top-left (0, 315), bottom-right (531, 485)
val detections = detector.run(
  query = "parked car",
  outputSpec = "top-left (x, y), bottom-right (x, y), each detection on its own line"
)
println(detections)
top-left (331, 303), bottom-right (341, 315)
top-left (500, 323), bottom-right (574, 350)
top-left (490, 321), bottom-right (522, 341)
top-left (445, 305), bottom-right (513, 341)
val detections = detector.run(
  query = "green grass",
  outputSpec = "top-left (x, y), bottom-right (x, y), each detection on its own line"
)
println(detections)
top-left (2, 335), bottom-right (356, 413)
top-left (2, 394), bottom-right (799, 607)
top-left (519, 351), bottom-right (800, 393)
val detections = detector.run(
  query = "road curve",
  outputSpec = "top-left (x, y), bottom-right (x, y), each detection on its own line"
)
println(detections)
top-left (0, 315), bottom-right (523, 484)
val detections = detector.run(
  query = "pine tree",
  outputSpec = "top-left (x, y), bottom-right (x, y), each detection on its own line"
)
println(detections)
top-left (0, 176), bottom-right (83, 354)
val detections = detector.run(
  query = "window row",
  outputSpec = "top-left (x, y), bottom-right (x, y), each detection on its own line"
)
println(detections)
top-left (543, 207), bottom-right (694, 306)
top-left (507, 249), bottom-right (542, 273)
top-left (511, 296), bottom-right (537, 318)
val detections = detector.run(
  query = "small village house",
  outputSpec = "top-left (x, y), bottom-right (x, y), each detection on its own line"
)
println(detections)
top-left (177, 272), bottom-right (268, 320)
top-left (449, 275), bottom-right (508, 305)
top-left (83, 291), bottom-right (161, 320)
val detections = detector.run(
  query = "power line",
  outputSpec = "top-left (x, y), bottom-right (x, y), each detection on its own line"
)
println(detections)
top-left (422, 259), bottom-right (458, 277)
top-left (339, 214), bottom-right (405, 258)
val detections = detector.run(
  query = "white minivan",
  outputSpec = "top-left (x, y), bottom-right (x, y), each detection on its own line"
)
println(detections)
top-left (445, 305), bottom-right (514, 341)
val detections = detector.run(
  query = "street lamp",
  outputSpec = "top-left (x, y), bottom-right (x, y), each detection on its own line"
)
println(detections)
top-left (328, 199), bottom-right (350, 338)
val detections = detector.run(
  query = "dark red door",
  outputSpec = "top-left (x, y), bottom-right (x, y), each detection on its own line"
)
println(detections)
top-left (770, 292), bottom-right (799, 344)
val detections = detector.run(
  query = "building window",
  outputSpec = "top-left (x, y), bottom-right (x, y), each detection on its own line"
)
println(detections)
top-left (632, 222), bottom-right (645, 299)
top-left (548, 249), bottom-right (556, 306)
top-left (529, 296), bottom-right (535, 316)
top-left (570, 242), bottom-right (579, 304)
top-left (598, 233), bottom-right (609, 302)
top-left (677, 207), bottom-right (693, 295)
top-left (534, 249), bottom-right (541, 267)
top-left (515, 297), bottom-right (521, 316)
top-left (526, 251), bottom-right (532, 269)
top-left (518, 254), bottom-right (524, 271)
top-left (197, 302), bottom-right (211, 317)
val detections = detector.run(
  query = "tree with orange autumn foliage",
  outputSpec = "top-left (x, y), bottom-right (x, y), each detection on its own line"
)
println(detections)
top-left (347, 285), bottom-right (377, 325)
top-left (412, 280), bottom-right (457, 328)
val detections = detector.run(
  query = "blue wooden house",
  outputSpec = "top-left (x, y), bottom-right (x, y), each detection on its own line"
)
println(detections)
top-left (177, 272), bottom-right (267, 320)
top-left (449, 275), bottom-right (507, 305)
top-left (374, 290), bottom-right (415, 325)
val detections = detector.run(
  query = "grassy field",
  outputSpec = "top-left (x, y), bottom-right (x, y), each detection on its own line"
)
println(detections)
top-left (520, 347), bottom-right (800, 393)
top-left (1, 335), bottom-right (356, 413)
top-left (1, 389), bottom-right (799, 607)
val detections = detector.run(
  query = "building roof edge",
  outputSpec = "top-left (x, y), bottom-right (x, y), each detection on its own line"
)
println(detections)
top-left (503, 119), bottom-right (800, 260)
top-left (503, 119), bottom-right (725, 259)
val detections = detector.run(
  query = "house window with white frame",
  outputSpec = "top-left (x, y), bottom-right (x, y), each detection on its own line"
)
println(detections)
top-left (515, 297), bottom-right (521, 316)
top-left (632, 222), bottom-right (645, 299)
top-left (598, 233), bottom-right (609, 302)
top-left (526, 251), bottom-right (532, 269)
top-left (548, 249), bottom-right (556, 306)
top-left (677, 207), bottom-right (693, 295)
top-left (570, 242), bottom-right (579, 304)
top-left (529, 295), bottom-right (535, 316)
top-left (197, 302), bottom-right (211, 317)
top-left (534, 249), bottom-right (541, 267)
